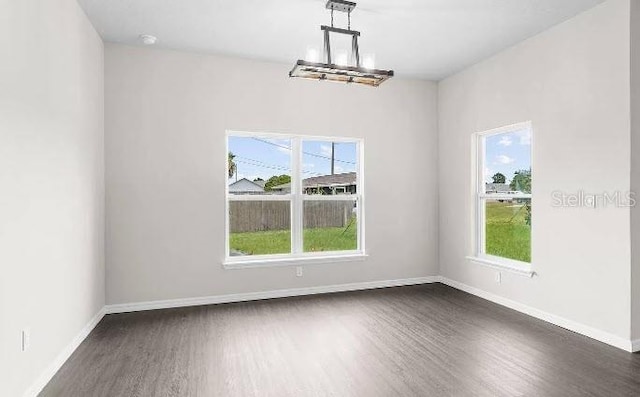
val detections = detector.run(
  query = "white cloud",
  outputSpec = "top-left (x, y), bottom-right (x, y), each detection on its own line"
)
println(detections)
top-left (485, 167), bottom-right (494, 180)
top-left (495, 155), bottom-right (515, 165)
top-left (335, 165), bottom-right (344, 173)
top-left (498, 136), bottom-right (512, 147)
top-left (303, 162), bottom-right (315, 168)
top-left (514, 129), bottom-right (531, 145)
top-left (320, 144), bottom-right (332, 157)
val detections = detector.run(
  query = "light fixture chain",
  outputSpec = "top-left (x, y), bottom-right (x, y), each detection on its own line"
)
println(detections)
top-left (348, 10), bottom-right (351, 30)
top-left (331, 6), bottom-right (334, 27)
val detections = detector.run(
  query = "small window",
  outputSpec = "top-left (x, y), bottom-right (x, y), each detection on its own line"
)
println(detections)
top-left (226, 132), bottom-right (364, 265)
top-left (475, 122), bottom-right (532, 266)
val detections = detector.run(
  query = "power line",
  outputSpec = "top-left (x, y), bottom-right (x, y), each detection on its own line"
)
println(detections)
top-left (235, 156), bottom-right (324, 176)
top-left (235, 160), bottom-right (322, 176)
top-left (236, 156), bottom-right (288, 170)
top-left (250, 137), bottom-right (291, 151)
top-left (250, 137), bottom-right (356, 165)
top-left (235, 159), bottom-right (288, 173)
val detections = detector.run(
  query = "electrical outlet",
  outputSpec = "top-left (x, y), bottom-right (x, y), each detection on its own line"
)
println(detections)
top-left (21, 328), bottom-right (30, 352)
top-left (296, 266), bottom-right (303, 277)
top-left (495, 272), bottom-right (501, 284)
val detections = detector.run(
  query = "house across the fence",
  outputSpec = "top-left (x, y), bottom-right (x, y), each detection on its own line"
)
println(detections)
top-left (228, 178), bottom-right (266, 194)
top-left (485, 183), bottom-right (510, 194)
top-left (484, 182), bottom-right (527, 203)
top-left (271, 172), bottom-right (356, 195)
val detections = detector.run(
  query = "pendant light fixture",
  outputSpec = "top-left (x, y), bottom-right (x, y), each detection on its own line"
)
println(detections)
top-left (289, 0), bottom-right (394, 87)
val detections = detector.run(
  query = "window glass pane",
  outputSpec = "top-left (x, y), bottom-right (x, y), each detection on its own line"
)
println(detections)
top-left (228, 136), bottom-right (291, 195)
top-left (301, 140), bottom-right (357, 195)
top-left (303, 200), bottom-right (357, 252)
top-left (229, 201), bottom-right (291, 256)
top-left (484, 198), bottom-right (531, 263)
top-left (484, 128), bottom-right (531, 195)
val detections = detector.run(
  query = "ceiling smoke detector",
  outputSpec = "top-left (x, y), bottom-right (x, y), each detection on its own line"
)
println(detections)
top-left (289, 0), bottom-right (394, 87)
top-left (139, 34), bottom-right (157, 45)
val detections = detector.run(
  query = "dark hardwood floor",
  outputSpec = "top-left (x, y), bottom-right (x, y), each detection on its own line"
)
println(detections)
top-left (40, 284), bottom-right (640, 396)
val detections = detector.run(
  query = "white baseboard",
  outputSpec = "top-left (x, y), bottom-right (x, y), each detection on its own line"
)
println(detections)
top-left (438, 276), bottom-right (635, 353)
top-left (105, 276), bottom-right (439, 314)
top-left (24, 307), bottom-right (106, 397)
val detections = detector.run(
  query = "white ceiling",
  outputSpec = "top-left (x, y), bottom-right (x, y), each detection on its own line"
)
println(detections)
top-left (77, 0), bottom-right (603, 80)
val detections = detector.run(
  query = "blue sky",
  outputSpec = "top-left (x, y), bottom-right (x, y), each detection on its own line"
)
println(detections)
top-left (228, 136), bottom-right (357, 182)
top-left (484, 127), bottom-right (531, 184)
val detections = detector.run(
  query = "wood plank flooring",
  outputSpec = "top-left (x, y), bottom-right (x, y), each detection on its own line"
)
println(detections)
top-left (40, 284), bottom-right (640, 396)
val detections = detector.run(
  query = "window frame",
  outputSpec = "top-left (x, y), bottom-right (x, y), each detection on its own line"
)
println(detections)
top-left (469, 121), bottom-right (534, 276)
top-left (224, 130), bottom-right (366, 268)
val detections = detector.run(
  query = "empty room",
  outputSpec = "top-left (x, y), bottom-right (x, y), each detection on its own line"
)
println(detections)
top-left (3, 0), bottom-right (640, 395)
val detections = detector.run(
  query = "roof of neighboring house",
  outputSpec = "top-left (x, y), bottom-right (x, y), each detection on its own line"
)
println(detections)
top-left (270, 172), bottom-right (357, 191)
top-left (485, 183), bottom-right (510, 192)
top-left (229, 178), bottom-right (265, 193)
top-left (253, 180), bottom-right (266, 188)
top-left (303, 172), bottom-right (356, 187)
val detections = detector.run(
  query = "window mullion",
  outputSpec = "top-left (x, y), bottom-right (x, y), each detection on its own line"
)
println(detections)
top-left (476, 135), bottom-right (485, 256)
top-left (292, 138), bottom-right (303, 254)
top-left (356, 141), bottom-right (364, 252)
top-left (478, 196), bottom-right (486, 256)
top-left (479, 194), bottom-right (532, 199)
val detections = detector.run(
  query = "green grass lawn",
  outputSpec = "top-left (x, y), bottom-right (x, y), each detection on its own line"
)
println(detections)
top-left (230, 221), bottom-right (357, 256)
top-left (485, 201), bottom-right (531, 263)
top-left (231, 205), bottom-right (530, 262)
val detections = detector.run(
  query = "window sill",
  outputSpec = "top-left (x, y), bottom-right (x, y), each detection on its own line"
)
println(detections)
top-left (223, 253), bottom-right (368, 269)
top-left (465, 255), bottom-right (535, 278)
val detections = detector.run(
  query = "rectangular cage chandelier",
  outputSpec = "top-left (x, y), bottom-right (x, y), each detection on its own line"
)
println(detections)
top-left (289, 0), bottom-right (394, 87)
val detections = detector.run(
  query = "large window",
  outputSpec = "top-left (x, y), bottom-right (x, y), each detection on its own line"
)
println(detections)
top-left (474, 122), bottom-right (532, 269)
top-left (225, 132), bottom-right (363, 266)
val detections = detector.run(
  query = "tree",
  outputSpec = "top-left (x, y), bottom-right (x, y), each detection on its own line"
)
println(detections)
top-left (492, 172), bottom-right (506, 184)
top-left (228, 152), bottom-right (237, 179)
top-left (510, 169), bottom-right (531, 193)
top-left (264, 174), bottom-right (291, 191)
top-left (510, 169), bottom-right (532, 226)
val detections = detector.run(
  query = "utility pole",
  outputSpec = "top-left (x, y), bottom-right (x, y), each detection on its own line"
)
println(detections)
top-left (331, 142), bottom-right (335, 175)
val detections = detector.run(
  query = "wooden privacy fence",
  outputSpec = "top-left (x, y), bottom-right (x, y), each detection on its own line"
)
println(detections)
top-left (303, 201), bottom-right (354, 229)
top-left (230, 200), bottom-right (355, 233)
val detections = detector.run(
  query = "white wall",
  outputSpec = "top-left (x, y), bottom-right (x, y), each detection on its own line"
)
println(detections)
top-left (104, 44), bottom-right (438, 305)
top-left (3, 4), bottom-right (634, 394)
top-left (438, 0), bottom-right (631, 340)
top-left (0, 0), bottom-right (105, 395)
top-left (631, 0), bottom-right (640, 342)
